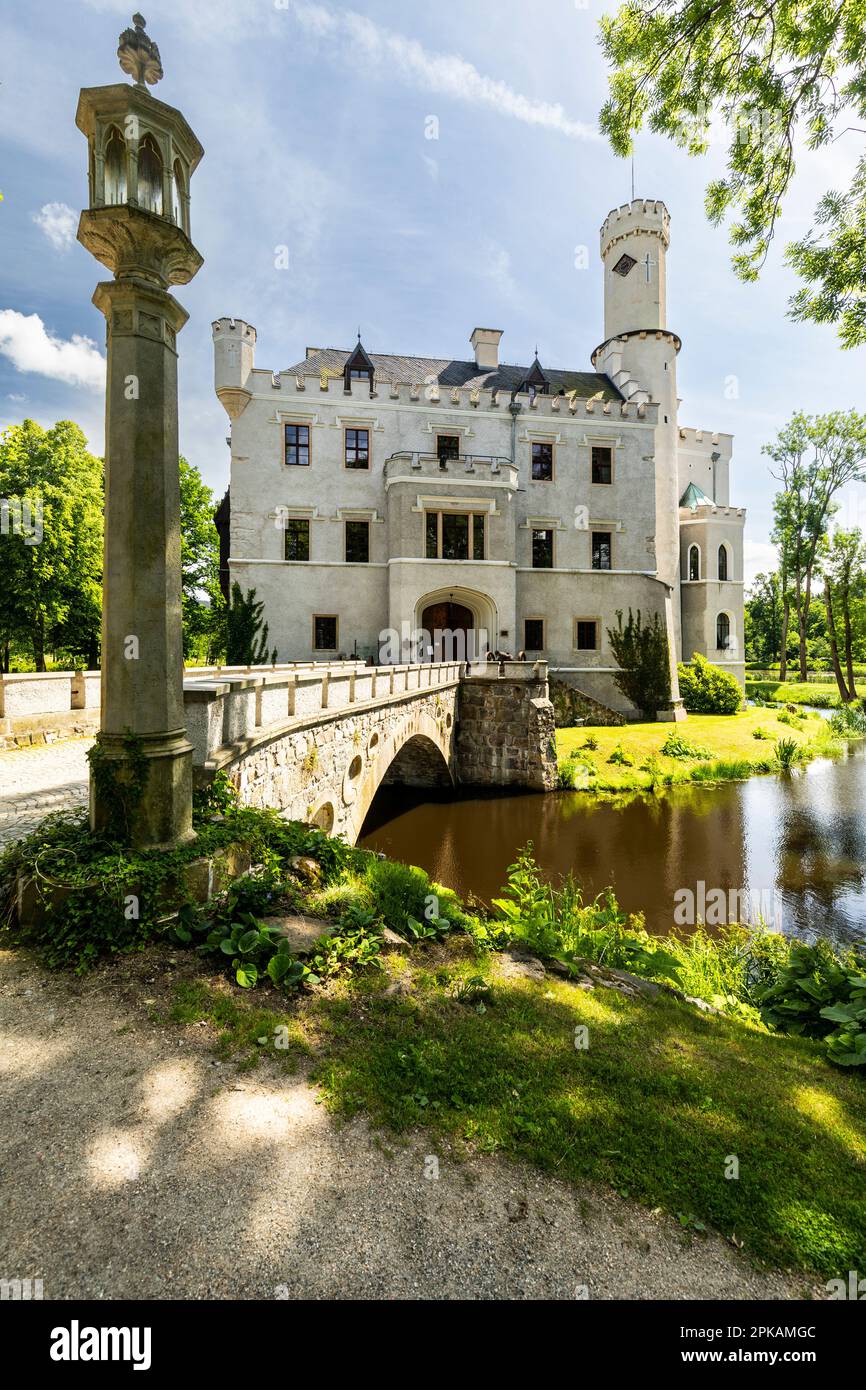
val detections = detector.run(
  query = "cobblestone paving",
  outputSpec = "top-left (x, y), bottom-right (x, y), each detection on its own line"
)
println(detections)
top-left (0, 738), bottom-right (92, 848)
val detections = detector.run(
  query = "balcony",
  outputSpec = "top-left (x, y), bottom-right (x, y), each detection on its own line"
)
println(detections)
top-left (384, 452), bottom-right (518, 487)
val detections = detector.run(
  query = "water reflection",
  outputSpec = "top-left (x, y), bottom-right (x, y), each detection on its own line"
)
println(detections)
top-left (358, 741), bottom-right (866, 946)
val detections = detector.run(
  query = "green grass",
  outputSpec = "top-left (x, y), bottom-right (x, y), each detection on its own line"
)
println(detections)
top-left (556, 707), bottom-right (841, 794)
top-left (747, 680), bottom-right (864, 709)
top-left (171, 937), bottom-right (866, 1278)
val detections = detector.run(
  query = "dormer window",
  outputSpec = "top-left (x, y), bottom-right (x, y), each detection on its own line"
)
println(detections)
top-left (517, 354), bottom-right (550, 397)
top-left (343, 337), bottom-right (375, 394)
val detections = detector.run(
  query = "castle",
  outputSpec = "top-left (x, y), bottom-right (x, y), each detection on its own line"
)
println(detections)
top-left (212, 198), bottom-right (745, 716)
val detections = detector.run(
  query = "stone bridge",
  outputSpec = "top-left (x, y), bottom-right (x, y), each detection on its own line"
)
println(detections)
top-left (183, 659), bottom-right (557, 844)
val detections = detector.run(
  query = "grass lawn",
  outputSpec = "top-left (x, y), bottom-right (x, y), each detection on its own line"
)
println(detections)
top-left (747, 679), bottom-right (865, 709)
top-left (556, 705), bottom-right (839, 794)
top-left (169, 935), bottom-right (866, 1279)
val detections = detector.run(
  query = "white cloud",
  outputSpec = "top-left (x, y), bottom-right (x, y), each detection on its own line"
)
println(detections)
top-left (32, 202), bottom-right (77, 251)
top-left (6, 393), bottom-right (26, 402)
top-left (0, 311), bottom-right (105, 390)
top-left (291, 3), bottom-right (598, 141)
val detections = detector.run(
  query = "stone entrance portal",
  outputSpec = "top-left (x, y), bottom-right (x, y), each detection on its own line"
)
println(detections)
top-left (421, 601), bottom-right (475, 661)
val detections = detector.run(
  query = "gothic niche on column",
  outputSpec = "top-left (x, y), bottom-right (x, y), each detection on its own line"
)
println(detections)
top-left (76, 14), bottom-right (204, 846)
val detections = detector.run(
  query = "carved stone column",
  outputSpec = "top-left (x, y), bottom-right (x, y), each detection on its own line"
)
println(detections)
top-left (76, 16), bottom-right (204, 847)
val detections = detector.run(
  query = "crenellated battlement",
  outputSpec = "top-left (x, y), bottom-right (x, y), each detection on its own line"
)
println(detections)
top-left (600, 198), bottom-right (671, 257)
top-left (242, 368), bottom-right (657, 422)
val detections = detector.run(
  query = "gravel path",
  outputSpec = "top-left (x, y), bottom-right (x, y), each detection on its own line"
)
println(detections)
top-left (0, 948), bottom-right (819, 1301)
top-left (0, 738), bottom-right (91, 848)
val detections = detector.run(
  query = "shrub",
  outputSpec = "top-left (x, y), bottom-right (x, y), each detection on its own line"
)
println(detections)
top-left (606, 608), bottom-right (672, 717)
top-left (364, 857), bottom-right (434, 931)
top-left (774, 736), bottom-right (805, 770)
top-left (660, 732), bottom-right (712, 760)
top-left (607, 743), bottom-right (634, 766)
top-left (677, 653), bottom-right (743, 715)
top-left (830, 703), bottom-right (866, 736)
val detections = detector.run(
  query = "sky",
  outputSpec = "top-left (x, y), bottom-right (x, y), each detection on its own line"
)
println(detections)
top-left (2, 0), bottom-right (865, 584)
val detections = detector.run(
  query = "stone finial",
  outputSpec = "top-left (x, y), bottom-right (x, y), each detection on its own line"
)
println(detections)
top-left (117, 13), bottom-right (164, 87)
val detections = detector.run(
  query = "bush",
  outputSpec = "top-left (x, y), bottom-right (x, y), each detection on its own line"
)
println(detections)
top-left (660, 732), bottom-right (712, 760)
top-left (677, 653), bottom-right (743, 715)
top-left (607, 608), bottom-right (672, 717)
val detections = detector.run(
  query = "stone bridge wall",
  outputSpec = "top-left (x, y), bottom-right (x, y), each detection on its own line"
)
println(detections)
top-left (182, 658), bottom-right (557, 843)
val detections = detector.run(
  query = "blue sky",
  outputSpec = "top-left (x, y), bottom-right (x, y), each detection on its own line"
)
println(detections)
top-left (2, 0), bottom-right (865, 582)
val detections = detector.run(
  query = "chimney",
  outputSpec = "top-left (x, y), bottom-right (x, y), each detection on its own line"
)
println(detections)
top-left (470, 326), bottom-right (503, 371)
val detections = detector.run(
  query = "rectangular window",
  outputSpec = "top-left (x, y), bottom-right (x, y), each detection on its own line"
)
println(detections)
top-left (575, 620), bottom-right (598, 651)
top-left (424, 512), bottom-right (485, 560)
top-left (344, 427), bottom-right (369, 469)
top-left (436, 434), bottom-right (460, 463)
top-left (591, 531), bottom-right (612, 570)
top-left (591, 446), bottom-right (612, 484)
top-left (285, 423), bottom-right (310, 467)
top-left (532, 528), bottom-right (554, 569)
top-left (345, 519), bottom-right (370, 563)
top-left (313, 615), bottom-right (338, 650)
top-left (284, 517), bottom-right (310, 561)
top-left (442, 512), bottom-right (470, 560)
top-left (531, 441), bottom-right (553, 481)
top-left (524, 618), bottom-right (545, 651)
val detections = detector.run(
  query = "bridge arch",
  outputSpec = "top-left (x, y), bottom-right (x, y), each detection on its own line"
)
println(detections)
top-left (349, 711), bottom-right (454, 842)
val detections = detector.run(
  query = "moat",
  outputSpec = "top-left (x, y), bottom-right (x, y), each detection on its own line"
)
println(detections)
top-left (359, 738), bottom-right (866, 947)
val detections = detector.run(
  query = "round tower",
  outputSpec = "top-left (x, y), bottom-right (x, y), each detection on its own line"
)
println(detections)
top-left (595, 199), bottom-right (682, 652)
top-left (212, 316), bottom-right (256, 419)
top-left (600, 198), bottom-right (670, 340)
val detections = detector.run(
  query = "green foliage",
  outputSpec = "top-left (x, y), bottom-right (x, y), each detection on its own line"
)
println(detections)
top-left (0, 419), bottom-right (102, 670)
top-left (677, 653), bottom-right (743, 714)
top-left (580, 735), bottom-right (599, 751)
top-left (226, 581), bottom-right (276, 665)
top-left (606, 608), bottom-right (671, 717)
top-left (659, 731), bottom-right (712, 760)
top-left (755, 942), bottom-right (866, 1066)
top-left (774, 736), bottom-right (805, 770)
top-left (364, 858), bottom-right (433, 932)
top-left (607, 743), bottom-right (634, 766)
top-left (752, 726), bottom-right (770, 740)
top-left (829, 702), bottom-right (866, 735)
top-left (599, 0), bottom-right (866, 346)
top-left (192, 769), bottom-right (239, 817)
top-left (178, 456), bottom-right (225, 663)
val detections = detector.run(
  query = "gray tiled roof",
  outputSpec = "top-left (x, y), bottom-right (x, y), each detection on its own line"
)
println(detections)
top-left (283, 347), bottom-right (622, 401)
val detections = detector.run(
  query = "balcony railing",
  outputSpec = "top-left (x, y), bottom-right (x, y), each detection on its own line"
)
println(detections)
top-left (384, 451), bottom-right (515, 478)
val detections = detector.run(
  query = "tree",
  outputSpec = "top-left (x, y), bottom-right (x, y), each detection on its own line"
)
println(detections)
top-left (178, 456), bottom-right (224, 663)
top-left (0, 420), bottom-right (103, 671)
top-left (607, 607), bottom-right (672, 716)
top-left (819, 528), bottom-right (865, 701)
top-left (599, 0), bottom-right (866, 345)
top-left (226, 582), bottom-right (276, 666)
top-left (765, 411), bottom-right (866, 680)
top-left (745, 571), bottom-right (783, 667)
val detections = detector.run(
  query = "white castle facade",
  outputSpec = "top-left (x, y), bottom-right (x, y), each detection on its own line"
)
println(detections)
top-left (212, 198), bottom-right (745, 716)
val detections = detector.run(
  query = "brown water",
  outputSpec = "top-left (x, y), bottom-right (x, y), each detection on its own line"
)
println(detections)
top-left (359, 740), bottom-right (866, 946)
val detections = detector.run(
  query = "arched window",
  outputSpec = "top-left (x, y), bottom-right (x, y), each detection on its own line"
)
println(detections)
top-left (104, 126), bottom-right (127, 205)
top-left (718, 544), bottom-right (728, 581)
top-left (717, 613), bottom-right (731, 650)
top-left (171, 159), bottom-right (185, 230)
top-left (688, 544), bottom-right (700, 581)
top-left (138, 133), bottom-right (163, 215)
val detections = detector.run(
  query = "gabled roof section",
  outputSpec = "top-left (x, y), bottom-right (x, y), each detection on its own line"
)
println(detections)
top-left (520, 355), bottom-right (549, 392)
top-left (285, 347), bottom-right (622, 401)
top-left (679, 481), bottom-right (714, 509)
top-left (343, 337), bottom-right (375, 379)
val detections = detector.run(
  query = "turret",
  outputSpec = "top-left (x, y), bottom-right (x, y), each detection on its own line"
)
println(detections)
top-left (595, 199), bottom-right (682, 646)
top-left (212, 316), bottom-right (256, 419)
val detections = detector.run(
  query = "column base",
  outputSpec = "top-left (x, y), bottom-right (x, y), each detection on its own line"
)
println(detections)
top-left (90, 728), bottom-right (196, 849)
top-left (656, 700), bottom-right (687, 723)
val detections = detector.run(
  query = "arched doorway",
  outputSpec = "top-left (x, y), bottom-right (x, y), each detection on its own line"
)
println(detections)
top-left (421, 600), bottom-right (474, 661)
